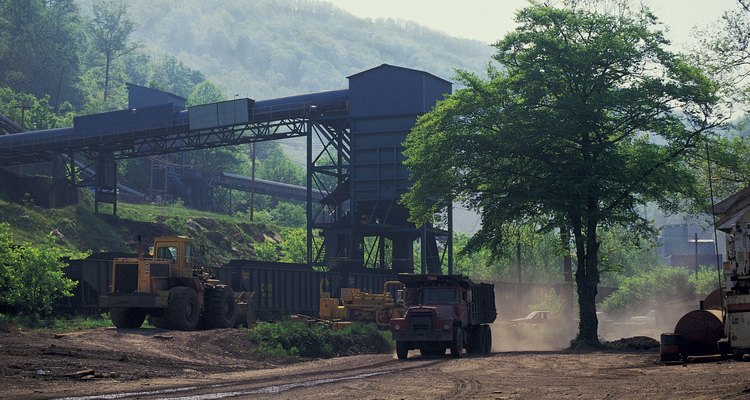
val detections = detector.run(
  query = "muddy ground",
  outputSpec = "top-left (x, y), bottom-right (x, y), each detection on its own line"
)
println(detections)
top-left (1, 323), bottom-right (749, 399)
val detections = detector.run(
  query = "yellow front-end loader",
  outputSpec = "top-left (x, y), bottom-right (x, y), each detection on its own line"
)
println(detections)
top-left (100, 236), bottom-right (255, 330)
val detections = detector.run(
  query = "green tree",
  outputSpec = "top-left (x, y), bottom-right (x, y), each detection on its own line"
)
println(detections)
top-left (0, 88), bottom-right (74, 130)
top-left (256, 143), bottom-right (305, 186)
top-left (254, 240), bottom-right (280, 262)
top-left (188, 81), bottom-right (227, 106)
top-left (0, 0), bottom-right (82, 108)
top-left (601, 266), bottom-right (705, 316)
top-left (271, 202), bottom-right (306, 228)
top-left (150, 55), bottom-right (205, 98)
top-left (696, 0), bottom-right (750, 106)
top-left (691, 266), bottom-right (723, 297)
top-left (693, 2), bottom-right (750, 200)
top-left (403, 1), bottom-right (721, 345)
top-left (0, 223), bottom-right (77, 318)
top-left (279, 228), bottom-right (307, 263)
top-left (87, 0), bottom-right (136, 104)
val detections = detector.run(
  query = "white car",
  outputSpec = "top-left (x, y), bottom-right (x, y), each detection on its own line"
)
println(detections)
top-left (630, 309), bottom-right (656, 324)
top-left (511, 310), bottom-right (551, 324)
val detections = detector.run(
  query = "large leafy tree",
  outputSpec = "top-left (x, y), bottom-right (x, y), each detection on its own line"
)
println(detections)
top-left (692, 1), bottom-right (750, 200)
top-left (0, 0), bottom-right (82, 108)
top-left (87, 0), bottom-right (136, 105)
top-left (403, 1), bottom-right (722, 344)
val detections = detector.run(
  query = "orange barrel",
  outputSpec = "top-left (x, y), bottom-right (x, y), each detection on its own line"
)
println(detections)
top-left (660, 333), bottom-right (681, 362)
top-left (673, 309), bottom-right (724, 356)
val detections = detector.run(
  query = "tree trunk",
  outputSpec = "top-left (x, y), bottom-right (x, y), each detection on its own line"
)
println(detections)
top-left (103, 54), bottom-right (111, 104)
top-left (573, 216), bottom-right (600, 346)
top-left (560, 227), bottom-right (575, 319)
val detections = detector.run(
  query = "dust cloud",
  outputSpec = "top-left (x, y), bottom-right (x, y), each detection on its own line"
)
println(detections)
top-left (490, 320), bottom-right (576, 351)
top-left (488, 284), bottom-right (703, 351)
top-left (490, 284), bottom-right (577, 351)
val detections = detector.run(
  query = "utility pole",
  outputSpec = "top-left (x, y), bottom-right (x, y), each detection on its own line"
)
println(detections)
top-left (250, 142), bottom-right (256, 220)
top-left (695, 232), bottom-right (699, 277)
top-left (14, 103), bottom-right (31, 176)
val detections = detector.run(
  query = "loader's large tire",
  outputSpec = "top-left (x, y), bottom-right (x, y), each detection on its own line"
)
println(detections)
top-left (451, 327), bottom-right (463, 358)
top-left (165, 286), bottom-right (200, 331)
top-left (396, 341), bottom-right (409, 360)
top-left (110, 307), bottom-right (146, 329)
top-left (202, 286), bottom-right (237, 329)
top-left (483, 325), bottom-right (492, 354)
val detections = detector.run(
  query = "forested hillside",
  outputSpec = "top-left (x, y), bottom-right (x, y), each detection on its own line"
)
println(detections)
top-left (120, 0), bottom-right (493, 98)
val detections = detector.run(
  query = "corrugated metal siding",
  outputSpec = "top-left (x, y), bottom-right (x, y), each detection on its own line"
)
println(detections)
top-left (250, 89), bottom-right (348, 123)
top-left (348, 64), bottom-right (451, 118)
top-left (188, 98), bottom-right (253, 130)
top-left (127, 84), bottom-right (186, 109)
top-left (74, 103), bottom-right (183, 137)
top-left (347, 65), bottom-right (451, 207)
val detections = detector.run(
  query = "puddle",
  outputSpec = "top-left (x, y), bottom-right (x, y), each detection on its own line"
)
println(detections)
top-left (55, 386), bottom-right (201, 400)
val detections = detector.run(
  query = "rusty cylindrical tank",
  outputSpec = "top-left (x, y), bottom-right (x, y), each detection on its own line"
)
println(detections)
top-left (703, 288), bottom-right (723, 311)
top-left (673, 309), bottom-right (724, 356)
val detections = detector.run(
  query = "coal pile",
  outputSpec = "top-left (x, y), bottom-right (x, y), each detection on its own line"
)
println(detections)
top-left (605, 336), bottom-right (660, 351)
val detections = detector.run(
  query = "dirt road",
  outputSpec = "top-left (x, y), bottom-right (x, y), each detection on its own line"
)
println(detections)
top-left (2, 326), bottom-right (750, 399)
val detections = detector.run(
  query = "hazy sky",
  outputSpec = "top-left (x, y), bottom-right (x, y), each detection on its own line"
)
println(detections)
top-left (323, 0), bottom-right (738, 49)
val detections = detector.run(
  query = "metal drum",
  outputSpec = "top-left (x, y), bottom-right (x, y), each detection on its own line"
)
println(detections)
top-left (660, 333), bottom-right (681, 362)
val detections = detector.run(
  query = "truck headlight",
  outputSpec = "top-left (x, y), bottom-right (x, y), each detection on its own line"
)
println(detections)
top-left (394, 324), bottom-right (400, 330)
top-left (443, 323), bottom-right (450, 331)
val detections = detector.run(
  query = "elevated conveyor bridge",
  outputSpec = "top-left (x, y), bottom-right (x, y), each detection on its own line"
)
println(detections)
top-left (0, 65), bottom-right (453, 274)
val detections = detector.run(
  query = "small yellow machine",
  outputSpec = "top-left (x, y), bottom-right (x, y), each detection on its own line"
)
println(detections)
top-left (99, 236), bottom-right (254, 330)
top-left (319, 281), bottom-right (405, 328)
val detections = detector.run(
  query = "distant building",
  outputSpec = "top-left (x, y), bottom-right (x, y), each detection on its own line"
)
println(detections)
top-left (659, 223), bottom-right (723, 268)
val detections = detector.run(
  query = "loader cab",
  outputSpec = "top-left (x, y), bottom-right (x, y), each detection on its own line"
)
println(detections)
top-left (151, 236), bottom-right (193, 276)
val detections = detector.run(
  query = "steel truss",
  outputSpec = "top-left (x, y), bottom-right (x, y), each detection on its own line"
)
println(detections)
top-left (307, 113), bottom-right (350, 268)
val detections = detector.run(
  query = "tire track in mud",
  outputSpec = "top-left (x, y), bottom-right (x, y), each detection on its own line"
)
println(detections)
top-left (439, 375), bottom-right (483, 399)
top-left (55, 356), bottom-right (449, 400)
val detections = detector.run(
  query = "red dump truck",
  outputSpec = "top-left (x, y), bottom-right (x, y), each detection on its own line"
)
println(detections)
top-left (390, 274), bottom-right (496, 359)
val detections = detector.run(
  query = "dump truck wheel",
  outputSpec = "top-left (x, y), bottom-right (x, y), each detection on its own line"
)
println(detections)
top-left (475, 326), bottom-right (485, 355)
top-left (451, 327), bottom-right (463, 358)
top-left (165, 286), bottom-right (200, 331)
top-left (110, 307), bottom-right (146, 329)
top-left (466, 326), bottom-right (481, 355)
top-left (396, 341), bottom-right (409, 360)
top-left (203, 286), bottom-right (237, 329)
top-left (483, 325), bottom-right (492, 354)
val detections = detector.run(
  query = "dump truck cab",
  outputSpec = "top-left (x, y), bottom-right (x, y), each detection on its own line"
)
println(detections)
top-left (100, 236), bottom-right (254, 331)
top-left (390, 274), bottom-right (496, 359)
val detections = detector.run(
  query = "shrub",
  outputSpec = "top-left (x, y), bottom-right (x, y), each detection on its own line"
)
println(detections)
top-left (254, 240), bottom-right (280, 262)
top-left (0, 312), bottom-right (116, 331)
top-left (0, 223), bottom-right (77, 318)
top-left (691, 266), bottom-right (722, 297)
top-left (248, 321), bottom-right (392, 358)
top-left (249, 320), bottom-right (334, 358)
top-left (600, 266), bottom-right (694, 315)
